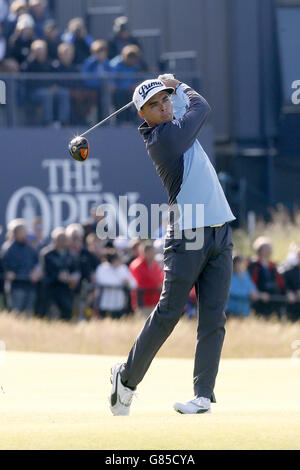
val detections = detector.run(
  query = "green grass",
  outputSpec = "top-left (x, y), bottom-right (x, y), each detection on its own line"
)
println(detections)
top-left (0, 352), bottom-right (300, 449)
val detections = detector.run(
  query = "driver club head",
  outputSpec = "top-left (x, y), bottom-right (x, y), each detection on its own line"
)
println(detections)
top-left (68, 136), bottom-right (90, 162)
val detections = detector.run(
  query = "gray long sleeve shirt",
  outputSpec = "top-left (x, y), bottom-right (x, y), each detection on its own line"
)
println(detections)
top-left (139, 83), bottom-right (235, 231)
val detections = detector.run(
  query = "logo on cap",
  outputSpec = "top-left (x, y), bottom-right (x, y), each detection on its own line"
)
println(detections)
top-left (138, 81), bottom-right (163, 100)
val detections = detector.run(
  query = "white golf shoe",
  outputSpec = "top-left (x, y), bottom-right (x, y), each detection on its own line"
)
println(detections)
top-left (109, 363), bottom-right (137, 416)
top-left (174, 396), bottom-right (211, 414)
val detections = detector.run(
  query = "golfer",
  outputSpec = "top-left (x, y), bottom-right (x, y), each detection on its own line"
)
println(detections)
top-left (109, 76), bottom-right (235, 415)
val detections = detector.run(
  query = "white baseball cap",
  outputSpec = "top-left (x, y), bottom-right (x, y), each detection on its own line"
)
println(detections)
top-left (133, 79), bottom-right (174, 111)
top-left (17, 13), bottom-right (35, 30)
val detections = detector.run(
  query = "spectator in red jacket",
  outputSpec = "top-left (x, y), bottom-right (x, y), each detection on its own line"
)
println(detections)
top-left (129, 241), bottom-right (164, 316)
top-left (248, 236), bottom-right (285, 318)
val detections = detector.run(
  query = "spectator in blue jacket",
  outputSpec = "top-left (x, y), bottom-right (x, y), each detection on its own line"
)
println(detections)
top-left (3, 219), bottom-right (42, 316)
top-left (81, 39), bottom-right (111, 88)
top-left (81, 39), bottom-right (111, 121)
top-left (110, 44), bottom-right (146, 124)
top-left (62, 17), bottom-right (93, 66)
top-left (226, 255), bottom-right (258, 317)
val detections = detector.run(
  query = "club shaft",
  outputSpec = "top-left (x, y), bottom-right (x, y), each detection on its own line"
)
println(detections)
top-left (80, 101), bottom-right (134, 137)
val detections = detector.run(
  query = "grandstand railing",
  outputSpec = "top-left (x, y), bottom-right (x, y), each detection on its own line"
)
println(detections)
top-left (0, 71), bottom-right (203, 128)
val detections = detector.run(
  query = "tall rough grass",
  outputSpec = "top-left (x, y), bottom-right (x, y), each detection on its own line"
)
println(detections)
top-left (0, 312), bottom-right (299, 358)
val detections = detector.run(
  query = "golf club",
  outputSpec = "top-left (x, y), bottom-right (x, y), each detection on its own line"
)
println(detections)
top-left (68, 100), bottom-right (134, 161)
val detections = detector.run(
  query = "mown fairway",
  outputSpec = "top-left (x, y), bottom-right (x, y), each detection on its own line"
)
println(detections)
top-left (0, 352), bottom-right (300, 450)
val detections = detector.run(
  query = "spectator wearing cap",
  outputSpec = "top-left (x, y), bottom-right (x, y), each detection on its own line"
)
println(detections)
top-left (1, 219), bottom-right (20, 256)
top-left (62, 17), bottom-right (93, 66)
top-left (40, 227), bottom-right (80, 320)
top-left (95, 248), bottom-right (137, 319)
top-left (8, 13), bottom-right (36, 64)
top-left (28, 0), bottom-right (51, 38)
top-left (110, 44), bottom-right (146, 125)
top-left (108, 16), bottom-right (141, 60)
top-left (43, 19), bottom-right (61, 60)
top-left (2, 219), bottom-right (42, 316)
top-left (21, 39), bottom-right (71, 126)
top-left (129, 242), bottom-right (164, 316)
top-left (248, 237), bottom-right (285, 318)
top-left (226, 255), bottom-right (259, 317)
top-left (2, 0), bottom-right (28, 39)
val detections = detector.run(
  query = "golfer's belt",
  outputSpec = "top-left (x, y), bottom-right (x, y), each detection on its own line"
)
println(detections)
top-left (209, 223), bottom-right (225, 228)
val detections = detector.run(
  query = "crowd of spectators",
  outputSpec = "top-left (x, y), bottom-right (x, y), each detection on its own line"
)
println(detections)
top-left (0, 0), bottom-right (149, 126)
top-left (0, 214), bottom-right (166, 321)
top-left (226, 237), bottom-right (300, 321)
top-left (0, 214), bottom-right (300, 322)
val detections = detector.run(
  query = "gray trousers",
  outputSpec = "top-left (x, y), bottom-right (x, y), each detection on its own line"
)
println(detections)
top-left (121, 223), bottom-right (233, 400)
